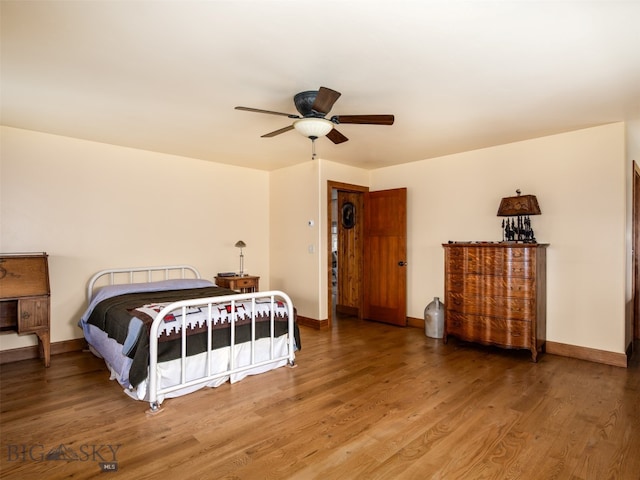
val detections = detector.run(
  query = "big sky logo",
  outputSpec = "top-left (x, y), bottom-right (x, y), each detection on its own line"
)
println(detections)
top-left (6, 444), bottom-right (121, 472)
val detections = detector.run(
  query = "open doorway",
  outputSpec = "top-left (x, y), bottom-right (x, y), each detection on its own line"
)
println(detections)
top-left (327, 182), bottom-right (408, 328)
top-left (327, 181), bottom-right (368, 327)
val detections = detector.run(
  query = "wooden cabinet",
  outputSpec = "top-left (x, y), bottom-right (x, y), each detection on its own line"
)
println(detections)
top-left (0, 253), bottom-right (51, 366)
top-left (214, 275), bottom-right (260, 293)
top-left (442, 243), bottom-right (547, 362)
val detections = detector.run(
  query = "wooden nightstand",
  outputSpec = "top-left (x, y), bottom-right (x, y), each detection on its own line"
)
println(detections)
top-left (0, 253), bottom-right (51, 367)
top-left (215, 275), bottom-right (260, 293)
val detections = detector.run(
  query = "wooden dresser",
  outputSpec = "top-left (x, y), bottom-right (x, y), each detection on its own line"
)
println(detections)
top-left (0, 253), bottom-right (51, 366)
top-left (442, 243), bottom-right (547, 362)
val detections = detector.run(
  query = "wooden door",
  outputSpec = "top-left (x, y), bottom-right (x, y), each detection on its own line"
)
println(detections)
top-left (363, 188), bottom-right (407, 326)
top-left (336, 190), bottom-right (364, 317)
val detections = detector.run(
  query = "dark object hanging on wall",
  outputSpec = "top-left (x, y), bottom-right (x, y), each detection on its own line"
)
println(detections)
top-left (497, 189), bottom-right (541, 243)
top-left (341, 201), bottom-right (355, 229)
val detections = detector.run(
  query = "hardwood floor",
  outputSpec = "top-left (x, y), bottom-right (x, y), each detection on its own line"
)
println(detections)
top-left (1, 317), bottom-right (639, 479)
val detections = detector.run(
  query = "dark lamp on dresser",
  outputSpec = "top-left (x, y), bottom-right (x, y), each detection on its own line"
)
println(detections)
top-left (497, 189), bottom-right (541, 243)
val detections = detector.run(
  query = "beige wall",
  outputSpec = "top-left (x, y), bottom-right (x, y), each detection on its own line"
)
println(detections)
top-left (269, 160), bottom-right (322, 319)
top-left (1, 122), bottom-right (631, 358)
top-left (269, 159), bottom-right (371, 321)
top-left (368, 123), bottom-right (627, 354)
top-left (310, 123), bottom-right (626, 356)
top-left (0, 126), bottom-right (269, 349)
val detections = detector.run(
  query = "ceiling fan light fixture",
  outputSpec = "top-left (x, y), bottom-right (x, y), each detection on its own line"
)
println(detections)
top-left (293, 118), bottom-right (333, 139)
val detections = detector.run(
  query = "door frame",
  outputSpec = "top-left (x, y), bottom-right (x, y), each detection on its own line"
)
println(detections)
top-left (633, 161), bottom-right (640, 342)
top-left (327, 181), bottom-right (368, 328)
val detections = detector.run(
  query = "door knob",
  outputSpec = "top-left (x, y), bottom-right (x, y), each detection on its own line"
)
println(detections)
top-left (398, 261), bottom-right (407, 267)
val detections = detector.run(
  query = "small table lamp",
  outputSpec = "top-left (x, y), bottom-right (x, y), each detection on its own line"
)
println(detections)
top-left (497, 190), bottom-right (541, 242)
top-left (235, 240), bottom-right (246, 276)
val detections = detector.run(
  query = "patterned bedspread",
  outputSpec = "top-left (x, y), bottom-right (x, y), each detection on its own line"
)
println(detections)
top-left (85, 286), bottom-right (299, 387)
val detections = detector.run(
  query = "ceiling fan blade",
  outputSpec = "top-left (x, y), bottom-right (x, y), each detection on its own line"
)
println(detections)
top-left (235, 106), bottom-right (299, 118)
top-left (311, 87), bottom-right (342, 114)
top-left (334, 114), bottom-right (395, 125)
top-left (327, 128), bottom-right (349, 144)
top-left (261, 125), bottom-right (295, 138)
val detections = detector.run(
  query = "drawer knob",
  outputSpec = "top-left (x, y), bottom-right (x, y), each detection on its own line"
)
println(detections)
top-left (21, 311), bottom-right (31, 320)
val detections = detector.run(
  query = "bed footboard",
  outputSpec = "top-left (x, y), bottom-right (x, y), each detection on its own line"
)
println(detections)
top-left (147, 290), bottom-right (296, 412)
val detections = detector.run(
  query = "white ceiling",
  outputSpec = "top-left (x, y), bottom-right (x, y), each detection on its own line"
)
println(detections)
top-left (2, 1), bottom-right (639, 171)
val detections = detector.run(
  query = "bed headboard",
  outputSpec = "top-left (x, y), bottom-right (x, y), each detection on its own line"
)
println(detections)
top-left (87, 265), bottom-right (201, 303)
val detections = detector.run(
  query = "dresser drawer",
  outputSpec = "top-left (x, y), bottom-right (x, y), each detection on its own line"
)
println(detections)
top-left (235, 277), bottom-right (256, 289)
top-left (446, 246), bottom-right (533, 277)
top-left (215, 275), bottom-right (259, 292)
top-left (446, 292), bottom-right (534, 320)
top-left (446, 274), bottom-right (535, 298)
top-left (446, 311), bottom-right (530, 349)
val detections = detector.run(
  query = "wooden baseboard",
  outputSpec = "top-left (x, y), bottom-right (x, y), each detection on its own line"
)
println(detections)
top-left (545, 341), bottom-right (628, 368)
top-left (407, 316), bottom-right (424, 329)
top-left (0, 338), bottom-right (86, 366)
top-left (336, 305), bottom-right (359, 317)
top-left (297, 315), bottom-right (329, 330)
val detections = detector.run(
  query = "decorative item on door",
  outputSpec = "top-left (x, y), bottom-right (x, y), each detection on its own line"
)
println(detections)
top-left (497, 189), bottom-right (541, 243)
top-left (424, 297), bottom-right (445, 338)
top-left (341, 201), bottom-right (355, 229)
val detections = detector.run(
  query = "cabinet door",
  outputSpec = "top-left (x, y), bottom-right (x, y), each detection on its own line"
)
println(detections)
top-left (18, 297), bottom-right (49, 332)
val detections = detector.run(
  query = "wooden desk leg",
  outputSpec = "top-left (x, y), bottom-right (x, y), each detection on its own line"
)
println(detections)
top-left (36, 330), bottom-right (51, 367)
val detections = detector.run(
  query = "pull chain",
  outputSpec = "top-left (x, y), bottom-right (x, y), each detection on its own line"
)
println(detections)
top-left (310, 136), bottom-right (318, 160)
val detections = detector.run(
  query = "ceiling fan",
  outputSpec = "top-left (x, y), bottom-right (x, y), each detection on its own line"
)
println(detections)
top-left (235, 86), bottom-right (394, 157)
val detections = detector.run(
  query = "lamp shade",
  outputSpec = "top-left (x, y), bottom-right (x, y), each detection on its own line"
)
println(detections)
top-left (497, 191), bottom-right (541, 216)
top-left (235, 240), bottom-right (246, 248)
top-left (293, 118), bottom-right (333, 138)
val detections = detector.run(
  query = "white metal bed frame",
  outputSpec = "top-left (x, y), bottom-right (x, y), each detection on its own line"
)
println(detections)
top-left (87, 264), bottom-right (203, 303)
top-left (87, 265), bottom-right (296, 412)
